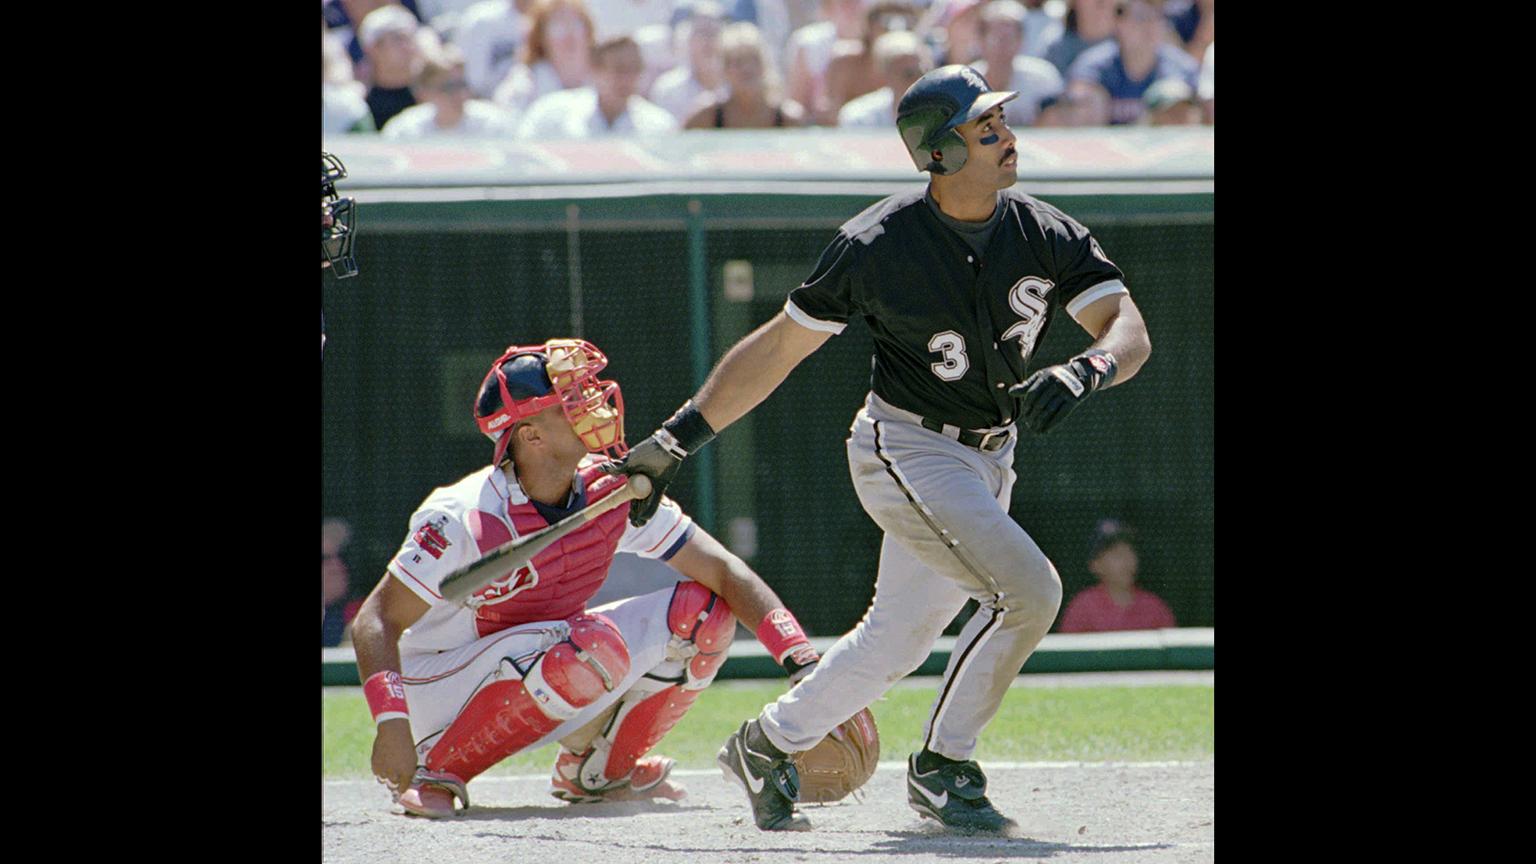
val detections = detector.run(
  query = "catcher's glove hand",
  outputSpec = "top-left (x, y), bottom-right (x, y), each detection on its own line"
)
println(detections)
top-left (1010, 349), bottom-right (1118, 436)
top-left (791, 707), bottom-right (879, 804)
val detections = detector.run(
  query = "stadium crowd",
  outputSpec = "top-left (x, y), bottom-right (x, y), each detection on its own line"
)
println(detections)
top-left (323, 0), bottom-right (1213, 139)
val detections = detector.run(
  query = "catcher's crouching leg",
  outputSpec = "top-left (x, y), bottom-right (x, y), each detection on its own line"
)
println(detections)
top-left (551, 581), bottom-right (735, 802)
top-left (402, 614), bottom-right (631, 818)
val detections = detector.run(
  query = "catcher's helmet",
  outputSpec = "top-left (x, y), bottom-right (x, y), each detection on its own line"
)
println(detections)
top-left (895, 65), bottom-right (1017, 175)
top-left (322, 151), bottom-right (358, 278)
top-left (474, 339), bottom-right (627, 466)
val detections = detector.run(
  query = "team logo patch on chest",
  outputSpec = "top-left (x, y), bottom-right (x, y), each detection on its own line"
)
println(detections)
top-left (1001, 276), bottom-right (1054, 361)
top-left (412, 515), bottom-right (453, 560)
top-left (472, 562), bottom-right (541, 607)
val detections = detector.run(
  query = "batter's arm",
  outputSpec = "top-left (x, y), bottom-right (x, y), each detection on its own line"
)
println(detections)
top-left (1070, 292), bottom-right (1152, 388)
top-left (351, 574), bottom-right (432, 794)
top-left (605, 312), bottom-right (830, 527)
top-left (664, 525), bottom-right (823, 679)
top-left (693, 311), bottom-right (833, 431)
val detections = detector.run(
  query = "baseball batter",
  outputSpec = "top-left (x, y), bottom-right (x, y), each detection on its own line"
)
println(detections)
top-left (349, 339), bottom-right (822, 818)
top-left (605, 66), bottom-right (1153, 832)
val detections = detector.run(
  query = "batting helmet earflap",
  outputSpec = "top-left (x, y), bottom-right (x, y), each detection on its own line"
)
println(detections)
top-left (895, 65), bottom-right (1018, 175)
top-left (474, 339), bottom-right (627, 466)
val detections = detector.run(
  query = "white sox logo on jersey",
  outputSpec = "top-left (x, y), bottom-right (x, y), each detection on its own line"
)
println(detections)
top-left (469, 562), bottom-right (541, 607)
top-left (1000, 276), bottom-right (1053, 363)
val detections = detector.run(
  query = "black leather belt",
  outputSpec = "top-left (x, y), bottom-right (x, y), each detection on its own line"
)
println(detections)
top-left (920, 418), bottom-right (1011, 452)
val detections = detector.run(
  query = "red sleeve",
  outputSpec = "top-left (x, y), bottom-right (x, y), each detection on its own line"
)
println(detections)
top-left (1150, 595), bottom-right (1176, 628)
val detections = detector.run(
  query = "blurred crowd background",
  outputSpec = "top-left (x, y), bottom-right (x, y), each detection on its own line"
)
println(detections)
top-left (323, 0), bottom-right (1214, 140)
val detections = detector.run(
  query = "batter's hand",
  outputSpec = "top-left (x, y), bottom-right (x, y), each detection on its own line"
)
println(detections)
top-left (1010, 350), bottom-right (1117, 435)
top-left (601, 433), bottom-right (682, 527)
top-left (371, 719), bottom-right (419, 799)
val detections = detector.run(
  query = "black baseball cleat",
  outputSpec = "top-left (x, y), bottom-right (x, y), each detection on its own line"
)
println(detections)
top-left (718, 720), bottom-right (812, 831)
top-left (907, 753), bottom-right (1018, 834)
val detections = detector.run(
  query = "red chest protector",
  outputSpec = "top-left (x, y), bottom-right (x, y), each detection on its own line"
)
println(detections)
top-left (465, 465), bottom-right (632, 638)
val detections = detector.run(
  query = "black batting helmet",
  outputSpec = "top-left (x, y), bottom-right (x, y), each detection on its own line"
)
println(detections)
top-left (895, 65), bottom-right (1017, 175)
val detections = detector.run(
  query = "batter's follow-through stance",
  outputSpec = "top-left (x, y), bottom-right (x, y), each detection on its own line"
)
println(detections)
top-left (605, 65), bottom-right (1153, 833)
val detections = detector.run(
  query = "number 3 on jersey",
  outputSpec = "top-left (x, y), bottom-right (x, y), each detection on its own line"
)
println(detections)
top-left (928, 330), bottom-right (968, 381)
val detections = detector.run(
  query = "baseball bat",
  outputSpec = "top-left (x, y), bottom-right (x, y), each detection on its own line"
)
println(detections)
top-left (438, 474), bottom-right (652, 605)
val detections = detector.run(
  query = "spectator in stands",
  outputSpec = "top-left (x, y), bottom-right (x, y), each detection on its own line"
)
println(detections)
top-left (716, 0), bottom-right (792, 62)
top-left (324, 25), bottom-right (376, 134)
top-left (519, 36), bottom-right (677, 137)
top-left (322, 519), bottom-right (364, 647)
top-left (686, 22), bottom-right (806, 128)
top-left (836, 30), bottom-right (930, 128)
top-left (1163, 0), bottom-right (1211, 62)
top-left (586, 0), bottom-right (675, 42)
top-left (383, 48), bottom-right (521, 138)
top-left (973, 0), bottom-right (1064, 127)
top-left (1139, 76), bottom-right (1200, 125)
top-left (1197, 40), bottom-right (1212, 124)
top-left (1019, 0), bottom-right (1066, 58)
top-left (786, 0), bottom-right (868, 127)
top-left (588, 3), bottom-right (680, 97)
top-left (823, 2), bottom-right (919, 122)
top-left (1043, 0), bottom-right (1117, 76)
top-left (494, 0), bottom-right (596, 113)
top-left (922, 0), bottom-right (986, 66)
top-left (1066, 0), bottom-right (1198, 125)
top-left (1058, 519), bottom-right (1176, 633)
top-left (359, 4), bottom-right (427, 130)
top-left (1035, 78), bottom-right (1110, 126)
top-left (650, 2), bottom-right (729, 124)
top-left (456, 0), bottom-right (535, 98)
top-left (326, 0), bottom-right (423, 66)
top-left (418, 0), bottom-right (502, 40)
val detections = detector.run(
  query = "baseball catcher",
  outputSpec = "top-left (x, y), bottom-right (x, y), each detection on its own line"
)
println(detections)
top-left (348, 338), bottom-right (828, 818)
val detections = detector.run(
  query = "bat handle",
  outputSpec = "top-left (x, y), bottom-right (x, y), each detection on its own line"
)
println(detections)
top-left (626, 473), bottom-right (652, 500)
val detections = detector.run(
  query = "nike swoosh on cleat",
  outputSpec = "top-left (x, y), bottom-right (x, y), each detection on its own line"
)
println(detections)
top-left (738, 745), bottom-right (766, 794)
top-left (911, 778), bottom-right (948, 810)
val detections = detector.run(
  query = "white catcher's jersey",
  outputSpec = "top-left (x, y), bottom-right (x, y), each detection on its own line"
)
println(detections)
top-left (387, 456), bottom-right (694, 653)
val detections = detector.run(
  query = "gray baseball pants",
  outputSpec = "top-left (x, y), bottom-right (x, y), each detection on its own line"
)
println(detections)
top-left (759, 393), bottom-right (1062, 761)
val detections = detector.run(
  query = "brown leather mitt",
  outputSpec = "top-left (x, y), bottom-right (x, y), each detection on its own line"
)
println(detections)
top-left (791, 707), bottom-right (880, 803)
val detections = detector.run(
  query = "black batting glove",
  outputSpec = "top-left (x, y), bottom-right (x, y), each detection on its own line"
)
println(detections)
top-left (601, 401), bottom-right (717, 527)
top-left (1009, 349), bottom-right (1117, 436)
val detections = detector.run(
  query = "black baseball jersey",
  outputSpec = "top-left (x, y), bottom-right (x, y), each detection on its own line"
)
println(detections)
top-left (786, 187), bottom-right (1128, 430)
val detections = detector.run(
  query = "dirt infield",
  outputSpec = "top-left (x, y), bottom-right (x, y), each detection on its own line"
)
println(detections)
top-left (323, 759), bottom-right (1214, 863)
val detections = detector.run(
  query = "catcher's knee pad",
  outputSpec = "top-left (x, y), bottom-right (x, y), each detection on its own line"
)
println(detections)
top-left (666, 580), bottom-right (736, 688)
top-left (426, 614), bottom-right (631, 781)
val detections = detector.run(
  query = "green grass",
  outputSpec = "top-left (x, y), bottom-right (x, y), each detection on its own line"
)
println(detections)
top-left (324, 681), bottom-right (1212, 778)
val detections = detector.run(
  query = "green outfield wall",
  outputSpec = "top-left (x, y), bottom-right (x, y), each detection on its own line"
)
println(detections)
top-left (321, 129), bottom-right (1213, 639)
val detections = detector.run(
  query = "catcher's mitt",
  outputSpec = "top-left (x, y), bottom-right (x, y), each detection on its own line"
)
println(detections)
top-left (791, 707), bottom-right (880, 803)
